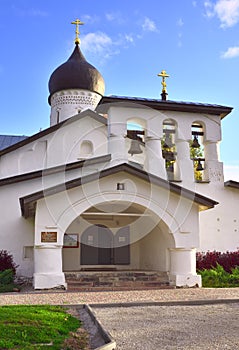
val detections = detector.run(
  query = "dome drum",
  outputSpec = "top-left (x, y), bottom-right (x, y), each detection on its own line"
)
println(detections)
top-left (49, 89), bottom-right (102, 125)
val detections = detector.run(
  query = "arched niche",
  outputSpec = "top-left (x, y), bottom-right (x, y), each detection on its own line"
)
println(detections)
top-left (79, 140), bottom-right (93, 158)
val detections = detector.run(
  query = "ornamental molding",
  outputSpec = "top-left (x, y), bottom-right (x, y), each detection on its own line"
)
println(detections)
top-left (51, 90), bottom-right (101, 109)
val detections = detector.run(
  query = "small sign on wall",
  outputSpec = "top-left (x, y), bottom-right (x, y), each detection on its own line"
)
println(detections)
top-left (41, 231), bottom-right (57, 243)
top-left (63, 234), bottom-right (79, 248)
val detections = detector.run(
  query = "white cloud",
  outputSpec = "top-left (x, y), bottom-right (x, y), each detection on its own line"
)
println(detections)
top-left (81, 32), bottom-right (112, 54)
top-left (105, 12), bottom-right (125, 24)
top-left (221, 46), bottom-right (239, 57)
top-left (81, 32), bottom-right (120, 61)
top-left (142, 17), bottom-right (159, 32)
top-left (204, 0), bottom-right (239, 28)
top-left (177, 18), bottom-right (184, 27)
top-left (125, 34), bottom-right (134, 43)
top-left (215, 0), bottom-right (239, 27)
top-left (81, 14), bottom-right (99, 24)
top-left (176, 19), bottom-right (184, 47)
top-left (204, 1), bottom-right (215, 18)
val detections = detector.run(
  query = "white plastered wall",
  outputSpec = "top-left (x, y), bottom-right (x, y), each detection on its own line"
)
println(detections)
top-left (198, 185), bottom-right (239, 252)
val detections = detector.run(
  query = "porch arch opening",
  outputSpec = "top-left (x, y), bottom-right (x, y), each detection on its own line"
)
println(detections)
top-left (62, 201), bottom-right (175, 272)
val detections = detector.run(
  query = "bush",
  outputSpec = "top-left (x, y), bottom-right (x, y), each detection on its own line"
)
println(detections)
top-left (0, 250), bottom-right (18, 276)
top-left (196, 250), bottom-right (239, 273)
top-left (0, 269), bottom-right (14, 285)
top-left (0, 269), bottom-right (18, 293)
top-left (198, 264), bottom-right (239, 288)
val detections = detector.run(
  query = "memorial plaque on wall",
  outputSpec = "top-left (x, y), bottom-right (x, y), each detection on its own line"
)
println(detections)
top-left (41, 231), bottom-right (57, 243)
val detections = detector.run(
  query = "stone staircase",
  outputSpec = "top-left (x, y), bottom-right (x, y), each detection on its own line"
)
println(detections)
top-left (65, 270), bottom-right (172, 291)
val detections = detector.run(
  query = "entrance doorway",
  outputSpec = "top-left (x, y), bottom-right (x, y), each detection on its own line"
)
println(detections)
top-left (81, 225), bottom-right (130, 265)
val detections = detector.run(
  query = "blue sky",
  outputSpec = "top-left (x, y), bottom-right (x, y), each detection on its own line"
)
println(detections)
top-left (1, 0), bottom-right (239, 179)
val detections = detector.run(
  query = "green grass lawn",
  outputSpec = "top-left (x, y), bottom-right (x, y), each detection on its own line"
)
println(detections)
top-left (0, 305), bottom-right (89, 349)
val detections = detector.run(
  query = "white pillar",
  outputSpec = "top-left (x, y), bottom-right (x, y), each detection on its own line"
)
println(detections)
top-left (33, 245), bottom-right (66, 289)
top-left (108, 133), bottom-right (128, 165)
top-left (108, 121), bottom-right (128, 165)
top-left (144, 137), bottom-right (167, 178)
top-left (204, 141), bottom-right (219, 161)
top-left (204, 141), bottom-right (224, 183)
top-left (169, 248), bottom-right (201, 287)
top-left (175, 138), bottom-right (195, 184)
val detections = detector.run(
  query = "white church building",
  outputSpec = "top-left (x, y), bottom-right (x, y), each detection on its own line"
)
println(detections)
top-left (1, 20), bottom-right (239, 290)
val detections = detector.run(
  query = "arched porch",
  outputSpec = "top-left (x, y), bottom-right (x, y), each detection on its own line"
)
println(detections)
top-left (62, 202), bottom-right (175, 275)
top-left (26, 163), bottom-right (210, 289)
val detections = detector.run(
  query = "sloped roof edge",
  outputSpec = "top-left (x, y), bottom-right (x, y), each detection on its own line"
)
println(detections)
top-left (20, 162), bottom-right (218, 218)
top-left (0, 154), bottom-right (111, 187)
top-left (225, 180), bottom-right (239, 189)
top-left (98, 95), bottom-right (232, 119)
top-left (0, 109), bottom-right (107, 156)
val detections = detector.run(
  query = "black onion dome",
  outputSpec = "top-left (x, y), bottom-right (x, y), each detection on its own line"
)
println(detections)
top-left (48, 44), bottom-right (105, 102)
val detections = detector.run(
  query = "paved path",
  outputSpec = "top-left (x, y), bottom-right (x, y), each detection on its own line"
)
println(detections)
top-left (93, 302), bottom-right (239, 349)
top-left (0, 287), bottom-right (239, 305)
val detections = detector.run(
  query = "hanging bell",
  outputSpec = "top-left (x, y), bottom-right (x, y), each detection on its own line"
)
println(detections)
top-left (196, 159), bottom-right (204, 171)
top-left (163, 133), bottom-right (174, 149)
top-left (163, 150), bottom-right (176, 161)
top-left (191, 135), bottom-right (201, 148)
top-left (167, 163), bottom-right (174, 173)
top-left (128, 139), bottom-right (143, 156)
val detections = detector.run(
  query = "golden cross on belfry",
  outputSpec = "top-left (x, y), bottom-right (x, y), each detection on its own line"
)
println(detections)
top-left (158, 70), bottom-right (170, 93)
top-left (71, 18), bottom-right (84, 44)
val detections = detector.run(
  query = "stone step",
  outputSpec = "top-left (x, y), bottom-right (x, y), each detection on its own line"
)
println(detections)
top-left (65, 270), bottom-right (171, 291)
top-left (65, 271), bottom-right (168, 278)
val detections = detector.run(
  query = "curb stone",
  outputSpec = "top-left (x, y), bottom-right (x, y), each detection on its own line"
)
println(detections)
top-left (85, 304), bottom-right (116, 350)
top-left (89, 297), bottom-right (239, 308)
top-left (63, 304), bottom-right (116, 350)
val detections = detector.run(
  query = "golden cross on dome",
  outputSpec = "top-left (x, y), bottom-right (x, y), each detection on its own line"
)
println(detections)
top-left (71, 18), bottom-right (84, 45)
top-left (158, 70), bottom-right (170, 93)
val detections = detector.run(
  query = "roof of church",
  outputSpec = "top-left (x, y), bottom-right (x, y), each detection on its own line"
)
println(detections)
top-left (0, 135), bottom-right (28, 151)
top-left (48, 43), bottom-right (105, 103)
top-left (0, 110), bottom-right (107, 156)
top-left (98, 95), bottom-right (233, 119)
top-left (20, 162), bottom-right (218, 218)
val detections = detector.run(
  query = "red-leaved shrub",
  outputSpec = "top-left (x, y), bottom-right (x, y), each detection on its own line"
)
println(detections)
top-left (0, 250), bottom-right (18, 276)
top-left (196, 250), bottom-right (239, 273)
